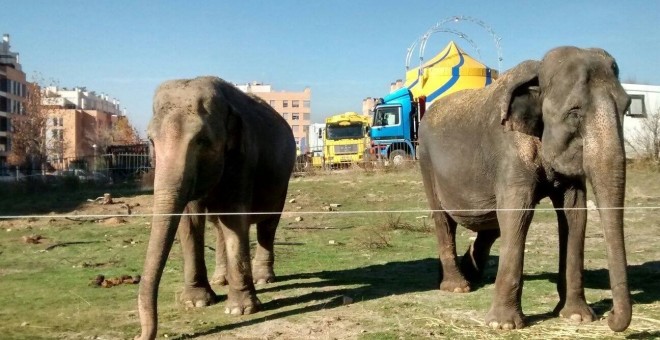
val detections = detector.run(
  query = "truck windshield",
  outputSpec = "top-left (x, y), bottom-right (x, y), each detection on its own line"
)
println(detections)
top-left (373, 106), bottom-right (400, 126)
top-left (326, 124), bottom-right (364, 140)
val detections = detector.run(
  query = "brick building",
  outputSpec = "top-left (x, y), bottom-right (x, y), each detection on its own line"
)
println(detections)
top-left (235, 82), bottom-right (311, 147)
top-left (41, 86), bottom-right (125, 169)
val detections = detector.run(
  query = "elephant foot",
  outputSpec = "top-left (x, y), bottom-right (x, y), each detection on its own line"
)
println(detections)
top-left (180, 285), bottom-right (217, 308)
top-left (439, 278), bottom-right (471, 293)
top-left (485, 305), bottom-right (525, 330)
top-left (555, 300), bottom-right (596, 323)
top-left (252, 262), bottom-right (275, 285)
top-left (224, 289), bottom-right (261, 315)
top-left (210, 269), bottom-right (228, 286)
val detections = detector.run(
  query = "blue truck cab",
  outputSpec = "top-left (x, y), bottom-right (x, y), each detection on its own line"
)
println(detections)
top-left (368, 88), bottom-right (425, 165)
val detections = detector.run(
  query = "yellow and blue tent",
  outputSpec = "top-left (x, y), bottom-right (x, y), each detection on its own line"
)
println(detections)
top-left (404, 41), bottom-right (498, 105)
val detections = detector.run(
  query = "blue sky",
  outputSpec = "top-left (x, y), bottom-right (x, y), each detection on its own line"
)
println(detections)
top-left (2, 1), bottom-right (659, 137)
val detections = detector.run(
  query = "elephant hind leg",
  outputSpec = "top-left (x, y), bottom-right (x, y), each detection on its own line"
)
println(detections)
top-left (252, 215), bottom-right (280, 285)
top-left (419, 162), bottom-right (470, 293)
top-left (433, 210), bottom-right (471, 293)
top-left (209, 215), bottom-right (228, 286)
top-left (460, 228), bottom-right (500, 283)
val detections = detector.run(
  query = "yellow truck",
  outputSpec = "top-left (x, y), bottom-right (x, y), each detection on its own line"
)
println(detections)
top-left (323, 112), bottom-right (371, 167)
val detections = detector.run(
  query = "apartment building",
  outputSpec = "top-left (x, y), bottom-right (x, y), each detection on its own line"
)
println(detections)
top-left (0, 34), bottom-right (27, 168)
top-left (235, 82), bottom-right (311, 147)
top-left (41, 86), bottom-right (124, 168)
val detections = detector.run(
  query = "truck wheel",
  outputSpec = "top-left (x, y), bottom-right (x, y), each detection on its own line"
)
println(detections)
top-left (389, 150), bottom-right (410, 166)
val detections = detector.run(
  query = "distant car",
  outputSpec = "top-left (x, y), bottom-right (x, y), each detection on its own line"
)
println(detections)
top-left (86, 171), bottom-right (112, 184)
top-left (0, 172), bottom-right (25, 182)
top-left (56, 169), bottom-right (112, 184)
top-left (19, 173), bottom-right (60, 184)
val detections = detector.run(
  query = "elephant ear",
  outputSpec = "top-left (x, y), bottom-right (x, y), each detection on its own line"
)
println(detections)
top-left (224, 102), bottom-right (244, 154)
top-left (495, 60), bottom-right (542, 136)
top-left (210, 80), bottom-right (245, 155)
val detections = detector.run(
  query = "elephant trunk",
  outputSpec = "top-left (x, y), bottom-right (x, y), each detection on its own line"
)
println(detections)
top-left (585, 106), bottom-right (631, 332)
top-left (137, 159), bottom-right (190, 339)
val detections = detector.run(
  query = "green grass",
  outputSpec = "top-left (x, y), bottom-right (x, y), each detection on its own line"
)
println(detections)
top-left (0, 165), bottom-right (659, 339)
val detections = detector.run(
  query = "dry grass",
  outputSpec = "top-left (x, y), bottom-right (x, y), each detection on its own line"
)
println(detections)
top-left (0, 164), bottom-right (659, 339)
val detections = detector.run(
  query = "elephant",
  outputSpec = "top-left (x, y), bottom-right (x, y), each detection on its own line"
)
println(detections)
top-left (136, 76), bottom-right (296, 340)
top-left (417, 46), bottom-right (631, 332)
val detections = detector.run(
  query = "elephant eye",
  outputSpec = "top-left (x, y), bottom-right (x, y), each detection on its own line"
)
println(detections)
top-left (612, 61), bottom-right (620, 78)
top-left (565, 107), bottom-right (584, 125)
top-left (567, 106), bottom-right (581, 117)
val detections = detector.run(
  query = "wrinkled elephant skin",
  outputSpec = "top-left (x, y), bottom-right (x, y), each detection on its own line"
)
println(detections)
top-left (418, 47), bottom-right (631, 332)
top-left (136, 76), bottom-right (296, 340)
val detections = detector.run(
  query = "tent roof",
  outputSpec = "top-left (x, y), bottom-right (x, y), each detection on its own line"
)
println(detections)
top-left (405, 41), bottom-right (496, 82)
top-left (403, 41), bottom-right (498, 103)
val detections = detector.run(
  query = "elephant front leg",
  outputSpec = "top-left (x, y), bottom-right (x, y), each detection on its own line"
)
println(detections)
top-left (209, 216), bottom-right (228, 286)
top-left (551, 188), bottom-right (595, 322)
top-left (178, 202), bottom-right (217, 308)
top-left (252, 216), bottom-right (280, 285)
top-left (485, 205), bottom-right (534, 330)
top-left (434, 211), bottom-right (470, 293)
top-left (221, 216), bottom-right (260, 315)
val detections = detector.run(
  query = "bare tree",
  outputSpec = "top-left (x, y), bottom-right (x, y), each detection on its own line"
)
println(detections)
top-left (625, 107), bottom-right (660, 162)
top-left (7, 82), bottom-right (50, 173)
top-left (111, 116), bottom-right (141, 144)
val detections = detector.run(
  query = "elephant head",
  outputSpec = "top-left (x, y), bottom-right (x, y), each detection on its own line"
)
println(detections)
top-left (497, 47), bottom-right (631, 331)
top-left (138, 77), bottom-right (244, 339)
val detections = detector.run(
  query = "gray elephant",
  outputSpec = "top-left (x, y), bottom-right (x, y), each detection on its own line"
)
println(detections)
top-left (136, 76), bottom-right (296, 340)
top-left (418, 47), bottom-right (631, 331)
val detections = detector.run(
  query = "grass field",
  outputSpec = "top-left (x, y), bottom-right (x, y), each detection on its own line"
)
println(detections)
top-left (0, 164), bottom-right (659, 339)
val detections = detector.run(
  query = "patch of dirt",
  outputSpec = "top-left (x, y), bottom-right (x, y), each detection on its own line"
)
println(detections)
top-left (203, 310), bottom-right (368, 340)
top-left (101, 217), bottom-right (127, 225)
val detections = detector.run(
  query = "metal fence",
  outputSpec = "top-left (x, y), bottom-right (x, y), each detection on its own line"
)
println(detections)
top-left (0, 152), bottom-right (153, 186)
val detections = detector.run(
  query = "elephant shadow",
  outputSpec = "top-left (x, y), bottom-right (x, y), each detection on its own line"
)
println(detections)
top-left (526, 261), bottom-right (660, 309)
top-left (176, 257), bottom-right (439, 339)
top-left (523, 260), bottom-right (660, 330)
top-left (175, 259), bottom-right (660, 339)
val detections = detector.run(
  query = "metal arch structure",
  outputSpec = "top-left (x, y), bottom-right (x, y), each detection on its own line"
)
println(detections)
top-left (405, 16), bottom-right (503, 73)
top-left (405, 29), bottom-right (482, 71)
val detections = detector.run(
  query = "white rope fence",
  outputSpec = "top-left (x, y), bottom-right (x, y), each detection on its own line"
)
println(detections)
top-left (1, 206), bottom-right (659, 220)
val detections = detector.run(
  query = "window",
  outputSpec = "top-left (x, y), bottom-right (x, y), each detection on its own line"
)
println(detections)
top-left (59, 117), bottom-right (63, 126)
top-left (269, 100), bottom-right (276, 107)
top-left (292, 100), bottom-right (300, 108)
top-left (303, 113), bottom-right (310, 121)
top-left (0, 97), bottom-right (7, 112)
top-left (282, 112), bottom-right (289, 120)
top-left (303, 100), bottom-right (310, 108)
top-left (292, 113), bottom-right (300, 120)
top-left (283, 100), bottom-right (289, 108)
top-left (292, 125), bottom-right (299, 132)
top-left (11, 99), bottom-right (19, 113)
top-left (52, 117), bottom-right (58, 126)
top-left (626, 94), bottom-right (646, 117)
top-left (373, 106), bottom-right (401, 126)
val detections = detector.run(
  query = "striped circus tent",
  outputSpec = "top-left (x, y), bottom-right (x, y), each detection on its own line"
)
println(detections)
top-left (404, 41), bottom-right (499, 105)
